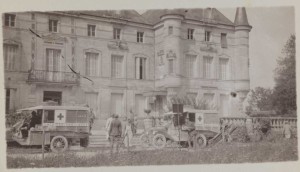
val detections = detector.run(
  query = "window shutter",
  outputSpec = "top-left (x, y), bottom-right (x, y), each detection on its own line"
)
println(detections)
top-left (5, 15), bottom-right (9, 26)
top-left (47, 49), bottom-right (54, 71)
top-left (142, 58), bottom-right (146, 79)
top-left (135, 57), bottom-right (140, 79)
top-left (49, 20), bottom-right (52, 32)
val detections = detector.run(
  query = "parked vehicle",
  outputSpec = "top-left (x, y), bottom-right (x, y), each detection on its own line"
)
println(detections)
top-left (140, 108), bottom-right (219, 149)
top-left (7, 105), bottom-right (91, 152)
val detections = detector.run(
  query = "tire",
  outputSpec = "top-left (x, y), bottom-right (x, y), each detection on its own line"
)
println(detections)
top-left (140, 133), bottom-right (151, 147)
top-left (80, 137), bottom-right (89, 147)
top-left (152, 133), bottom-right (167, 149)
top-left (50, 136), bottom-right (68, 153)
top-left (193, 133), bottom-right (207, 149)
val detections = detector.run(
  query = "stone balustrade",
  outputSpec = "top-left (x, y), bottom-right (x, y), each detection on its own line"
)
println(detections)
top-left (220, 117), bottom-right (297, 133)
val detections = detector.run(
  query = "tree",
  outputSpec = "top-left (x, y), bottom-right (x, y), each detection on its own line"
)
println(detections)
top-left (272, 35), bottom-right (296, 115)
top-left (247, 87), bottom-right (274, 112)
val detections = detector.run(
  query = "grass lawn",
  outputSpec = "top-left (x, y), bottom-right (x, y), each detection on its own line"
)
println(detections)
top-left (7, 138), bottom-right (298, 168)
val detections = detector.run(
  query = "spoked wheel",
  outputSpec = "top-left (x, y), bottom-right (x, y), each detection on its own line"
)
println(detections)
top-left (193, 133), bottom-right (207, 149)
top-left (140, 133), bottom-right (151, 147)
top-left (50, 136), bottom-right (68, 153)
top-left (152, 133), bottom-right (167, 149)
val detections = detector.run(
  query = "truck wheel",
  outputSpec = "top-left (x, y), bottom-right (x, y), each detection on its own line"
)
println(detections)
top-left (152, 133), bottom-right (166, 149)
top-left (193, 133), bottom-right (207, 149)
top-left (50, 136), bottom-right (68, 153)
top-left (80, 137), bottom-right (89, 147)
top-left (140, 133), bottom-right (151, 147)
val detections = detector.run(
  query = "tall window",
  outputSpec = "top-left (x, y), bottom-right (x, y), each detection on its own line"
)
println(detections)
top-left (5, 89), bottom-right (10, 114)
top-left (186, 55), bottom-right (196, 78)
top-left (3, 44), bottom-right (18, 71)
top-left (87, 25), bottom-right (96, 37)
top-left (205, 31), bottom-right (211, 42)
top-left (221, 33), bottom-right (227, 48)
top-left (4, 14), bottom-right (16, 27)
top-left (46, 49), bottom-right (62, 81)
top-left (113, 28), bottom-right (121, 40)
top-left (111, 93), bottom-right (124, 116)
top-left (111, 55), bottom-right (124, 78)
top-left (203, 93), bottom-right (215, 110)
top-left (187, 29), bottom-right (194, 40)
top-left (49, 19), bottom-right (58, 32)
top-left (137, 32), bottom-right (144, 43)
top-left (219, 58), bottom-right (229, 80)
top-left (203, 56), bottom-right (213, 79)
top-left (168, 26), bottom-right (173, 35)
top-left (85, 52), bottom-right (98, 76)
top-left (135, 57), bottom-right (146, 80)
top-left (168, 59), bottom-right (174, 74)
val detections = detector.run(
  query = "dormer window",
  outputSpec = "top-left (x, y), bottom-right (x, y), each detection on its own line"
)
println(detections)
top-left (205, 31), bottom-right (211, 42)
top-left (221, 33), bottom-right (228, 48)
top-left (187, 29), bottom-right (194, 40)
top-left (31, 13), bottom-right (35, 20)
top-left (87, 24), bottom-right (96, 37)
top-left (49, 19), bottom-right (58, 32)
top-left (137, 31), bottom-right (144, 43)
top-left (113, 28), bottom-right (121, 40)
top-left (4, 14), bottom-right (16, 27)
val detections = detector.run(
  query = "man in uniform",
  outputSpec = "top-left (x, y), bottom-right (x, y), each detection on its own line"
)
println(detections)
top-left (182, 115), bottom-right (195, 149)
top-left (108, 114), bottom-right (122, 156)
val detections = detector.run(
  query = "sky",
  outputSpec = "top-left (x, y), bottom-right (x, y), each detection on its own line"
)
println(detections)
top-left (219, 7), bottom-right (295, 89)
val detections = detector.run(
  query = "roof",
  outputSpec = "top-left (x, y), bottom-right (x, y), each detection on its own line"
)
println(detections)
top-left (62, 8), bottom-right (233, 26)
top-left (234, 7), bottom-right (250, 26)
top-left (142, 8), bottom-right (234, 25)
top-left (63, 10), bottom-right (150, 24)
top-left (17, 105), bottom-right (90, 112)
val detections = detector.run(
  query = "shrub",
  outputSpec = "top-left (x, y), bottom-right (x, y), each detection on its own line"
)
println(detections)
top-left (251, 118), bottom-right (272, 141)
top-left (230, 125), bottom-right (250, 142)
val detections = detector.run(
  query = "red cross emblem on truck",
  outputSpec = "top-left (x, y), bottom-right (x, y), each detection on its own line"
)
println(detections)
top-left (58, 113), bottom-right (64, 120)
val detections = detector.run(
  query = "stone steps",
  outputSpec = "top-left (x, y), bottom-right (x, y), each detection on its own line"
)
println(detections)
top-left (88, 130), bottom-right (143, 148)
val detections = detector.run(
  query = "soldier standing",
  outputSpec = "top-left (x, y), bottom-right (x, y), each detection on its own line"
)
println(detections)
top-left (108, 114), bottom-right (122, 157)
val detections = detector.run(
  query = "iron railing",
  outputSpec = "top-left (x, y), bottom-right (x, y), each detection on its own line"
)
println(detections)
top-left (28, 70), bottom-right (79, 84)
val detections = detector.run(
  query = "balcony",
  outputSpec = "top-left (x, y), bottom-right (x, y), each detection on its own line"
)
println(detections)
top-left (28, 70), bottom-right (79, 85)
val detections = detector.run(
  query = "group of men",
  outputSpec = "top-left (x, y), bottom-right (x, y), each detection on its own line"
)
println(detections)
top-left (105, 114), bottom-right (137, 156)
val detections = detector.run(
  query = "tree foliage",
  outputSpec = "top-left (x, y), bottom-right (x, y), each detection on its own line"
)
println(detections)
top-left (247, 35), bottom-right (296, 116)
top-left (272, 35), bottom-right (296, 115)
top-left (248, 87), bottom-right (274, 112)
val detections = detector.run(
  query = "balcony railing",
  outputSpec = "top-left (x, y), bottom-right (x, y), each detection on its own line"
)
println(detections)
top-left (28, 70), bottom-right (79, 84)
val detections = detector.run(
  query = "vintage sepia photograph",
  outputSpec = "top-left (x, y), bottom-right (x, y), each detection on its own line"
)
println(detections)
top-left (1, 1), bottom-right (298, 170)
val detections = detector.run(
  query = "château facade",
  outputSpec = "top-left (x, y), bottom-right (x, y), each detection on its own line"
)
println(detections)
top-left (3, 8), bottom-right (252, 124)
